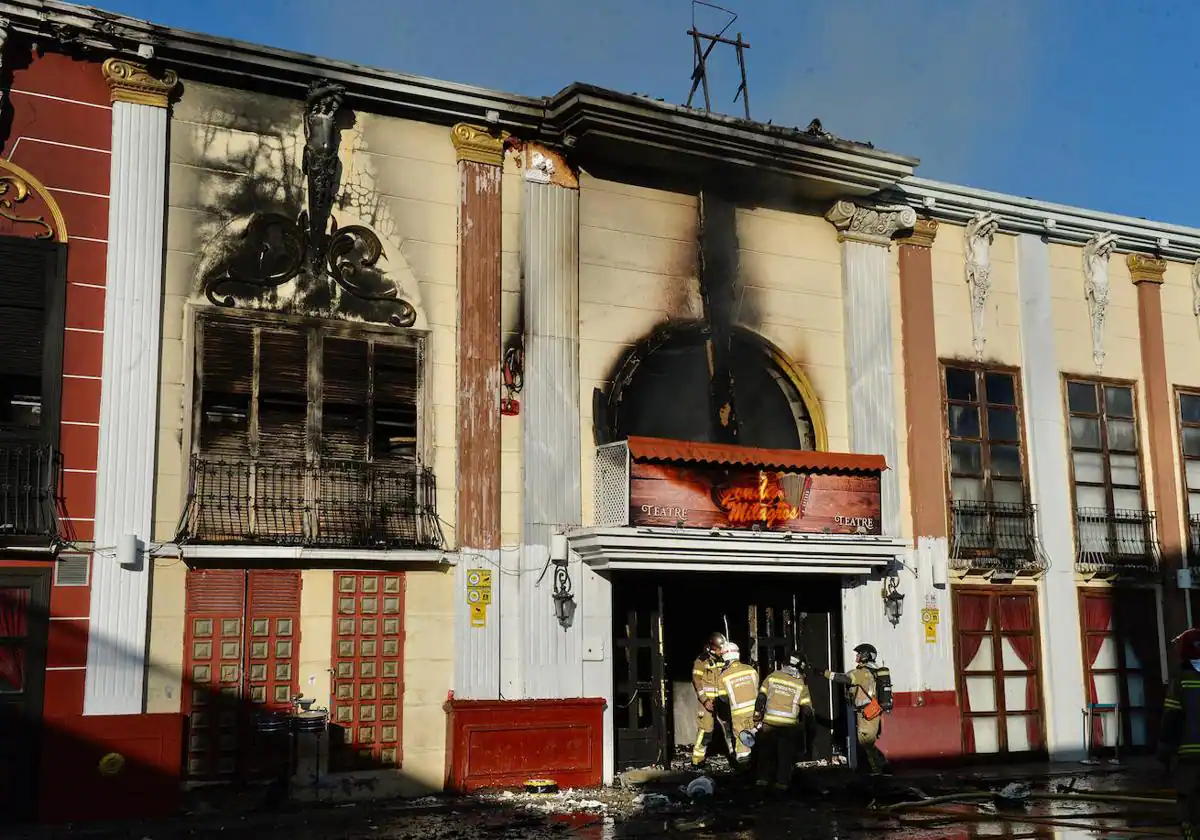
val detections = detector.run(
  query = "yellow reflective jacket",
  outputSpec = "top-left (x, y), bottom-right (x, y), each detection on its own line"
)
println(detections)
top-left (719, 661), bottom-right (760, 718)
top-left (757, 668), bottom-right (812, 727)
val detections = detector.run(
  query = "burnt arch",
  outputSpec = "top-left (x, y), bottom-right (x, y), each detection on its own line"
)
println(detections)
top-left (595, 322), bottom-right (826, 451)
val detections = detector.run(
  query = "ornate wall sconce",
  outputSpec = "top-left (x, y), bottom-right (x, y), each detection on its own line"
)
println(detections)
top-left (550, 533), bottom-right (576, 630)
top-left (882, 575), bottom-right (905, 627)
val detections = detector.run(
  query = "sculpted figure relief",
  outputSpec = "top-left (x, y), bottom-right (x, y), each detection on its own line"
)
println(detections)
top-left (1082, 231), bottom-right (1119, 371)
top-left (964, 212), bottom-right (1000, 361)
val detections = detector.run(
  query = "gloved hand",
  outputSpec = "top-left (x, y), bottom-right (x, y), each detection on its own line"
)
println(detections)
top-left (753, 713), bottom-right (763, 725)
top-left (823, 669), bottom-right (833, 680)
top-left (703, 700), bottom-right (714, 713)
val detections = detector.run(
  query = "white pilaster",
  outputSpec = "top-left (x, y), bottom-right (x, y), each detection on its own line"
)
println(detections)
top-left (85, 60), bottom-right (176, 716)
top-left (1016, 233), bottom-right (1086, 760)
top-left (517, 147), bottom-right (583, 700)
top-left (826, 200), bottom-right (914, 669)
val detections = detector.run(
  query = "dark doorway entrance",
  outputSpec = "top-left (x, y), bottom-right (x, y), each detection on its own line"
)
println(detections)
top-left (611, 570), bottom-right (843, 771)
top-left (0, 567), bottom-right (50, 826)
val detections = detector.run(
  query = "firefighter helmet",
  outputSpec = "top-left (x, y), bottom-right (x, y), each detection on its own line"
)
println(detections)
top-left (722, 642), bottom-right (741, 663)
top-left (705, 632), bottom-right (728, 657)
top-left (1174, 628), bottom-right (1200, 661)
top-left (853, 643), bottom-right (878, 664)
top-left (786, 649), bottom-right (805, 669)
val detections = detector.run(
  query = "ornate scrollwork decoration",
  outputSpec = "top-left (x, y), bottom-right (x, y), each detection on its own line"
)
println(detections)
top-left (326, 222), bottom-right (417, 328)
top-left (303, 80), bottom-right (345, 274)
top-left (203, 213), bottom-right (305, 307)
top-left (0, 174), bottom-right (55, 240)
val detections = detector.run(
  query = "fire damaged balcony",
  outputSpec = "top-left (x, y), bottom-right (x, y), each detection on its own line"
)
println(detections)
top-left (177, 456), bottom-right (444, 551)
top-left (0, 443), bottom-right (62, 545)
top-left (949, 500), bottom-right (1048, 576)
top-left (1075, 507), bottom-right (1159, 576)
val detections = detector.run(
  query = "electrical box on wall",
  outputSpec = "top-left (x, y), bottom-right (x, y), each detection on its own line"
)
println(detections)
top-left (500, 398), bottom-right (520, 416)
top-left (1179, 568), bottom-right (1195, 590)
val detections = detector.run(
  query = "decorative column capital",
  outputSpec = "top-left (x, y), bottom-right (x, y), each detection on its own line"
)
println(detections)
top-left (1126, 252), bottom-right (1167, 285)
top-left (825, 199), bottom-right (917, 246)
top-left (102, 58), bottom-right (177, 108)
top-left (451, 123), bottom-right (507, 166)
top-left (512, 139), bottom-right (578, 189)
top-left (899, 217), bottom-right (939, 248)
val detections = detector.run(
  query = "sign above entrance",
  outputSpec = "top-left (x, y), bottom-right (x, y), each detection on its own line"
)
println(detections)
top-left (623, 437), bottom-right (885, 536)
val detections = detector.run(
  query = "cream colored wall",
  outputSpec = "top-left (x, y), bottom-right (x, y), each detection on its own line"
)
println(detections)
top-left (150, 80), bottom-right (460, 789)
top-left (500, 152), bottom-right (523, 548)
top-left (931, 227), bottom-right (1024, 366)
top-left (1159, 260), bottom-right (1199, 544)
top-left (575, 173), bottom-right (851, 523)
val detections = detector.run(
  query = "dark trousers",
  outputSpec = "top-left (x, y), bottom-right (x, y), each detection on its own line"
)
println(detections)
top-left (756, 723), bottom-right (801, 789)
top-left (1176, 759), bottom-right (1200, 840)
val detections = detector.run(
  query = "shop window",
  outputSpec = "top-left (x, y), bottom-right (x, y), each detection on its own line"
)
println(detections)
top-left (0, 236), bottom-right (64, 443)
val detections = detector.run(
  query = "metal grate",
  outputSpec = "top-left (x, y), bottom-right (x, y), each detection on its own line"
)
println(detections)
top-left (0, 443), bottom-right (61, 541)
top-left (1075, 507), bottom-right (1159, 575)
top-left (53, 552), bottom-right (90, 587)
top-left (593, 441), bottom-right (630, 526)
top-left (177, 456), bottom-right (445, 550)
top-left (949, 501), bottom-right (1049, 574)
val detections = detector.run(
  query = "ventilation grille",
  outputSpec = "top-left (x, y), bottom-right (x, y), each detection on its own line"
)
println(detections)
top-left (186, 568), bottom-right (245, 614)
top-left (593, 441), bottom-right (630, 527)
top-left (248, 569), bottom-right (302, 614)
top-left (54, 553), bottom-right (90, 587)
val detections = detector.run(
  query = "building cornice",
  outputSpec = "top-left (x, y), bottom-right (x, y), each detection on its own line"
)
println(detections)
top-left (894, 178), bottom-right (1200, 263)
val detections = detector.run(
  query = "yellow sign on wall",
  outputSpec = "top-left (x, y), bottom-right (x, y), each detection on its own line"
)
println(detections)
top-left (922, 607), bottom-right (940, 644)
top-left (466, 568), bottom-right (492, 628)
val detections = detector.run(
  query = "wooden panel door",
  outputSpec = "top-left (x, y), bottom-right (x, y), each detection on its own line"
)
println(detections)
top-left (183, 568), bottom-right (302, 780)
top-left (613, 580), bottom-right (667, 771)
top-left (0, 569), bottom-right (49, 826)
top-left (330, 571), bottom-right (406, 771)
top-left (953, 586), bottom-right (1046, 756)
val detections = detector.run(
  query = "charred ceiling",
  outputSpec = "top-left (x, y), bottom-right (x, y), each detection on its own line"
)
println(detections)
top-left (200, 79), bottom-right (416, 328)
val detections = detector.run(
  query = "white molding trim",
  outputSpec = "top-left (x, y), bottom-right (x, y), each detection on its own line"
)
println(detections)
top-left (567, 526), bottom-right (904, 574)
top-left (179, 545), bottom-right (457, 565)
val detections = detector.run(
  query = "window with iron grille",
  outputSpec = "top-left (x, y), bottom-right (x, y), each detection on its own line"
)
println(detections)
top-left (183, 312), bottom-right (440, 550)
top-left (943, 365), bottom-right (1038, 568)
top-left (1177, 390), bottom-right (1200, 558)
top-left (1066, 378), bottom-right (1152, 562)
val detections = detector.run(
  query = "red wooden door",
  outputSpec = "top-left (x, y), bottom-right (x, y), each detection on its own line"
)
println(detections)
top-left (330, 571), bottom-right (405, 771)
top-left (0, 569), bottom-right (49, 826)
top-left (183, 568), bottom-right (302, 780)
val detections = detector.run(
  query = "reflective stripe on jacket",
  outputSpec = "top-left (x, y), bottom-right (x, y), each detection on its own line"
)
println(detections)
top-left (759, 669), bottom-right (811, 726)
top-left (719, 662), bottom-right (760, 717)
top-left (692, 656), bottom-right (721, 701)
top-left (1160, 671), bottom-right (1200, 760)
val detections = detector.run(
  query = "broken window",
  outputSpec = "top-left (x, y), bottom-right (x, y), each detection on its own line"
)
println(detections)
top-left (193, 313), bottom-right (423, 464)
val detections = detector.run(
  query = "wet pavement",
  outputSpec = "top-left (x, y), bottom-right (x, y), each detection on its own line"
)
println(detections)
top-left (7, 759), bottom-right (1181, 840)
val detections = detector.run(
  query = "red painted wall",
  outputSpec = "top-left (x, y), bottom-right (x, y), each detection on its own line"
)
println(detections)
top-left (880, 690), bottom-right (963, 764)
top-left (445, 698), bottom-right (606, 792)
top-left (1, 48), bottom-right (111, 719)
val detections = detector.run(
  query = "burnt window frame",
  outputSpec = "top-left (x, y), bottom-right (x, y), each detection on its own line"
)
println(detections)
top-left (0, 235), bottom-right (66, 447)
top-left (1064, 375), bottom-right (1146, 518)
top-left (940, 361), bottom-right (1029, 508)
top-left (189, 309), bottom-right (427, 466)
top-left (1176, 387), bottom-right (1200, 556)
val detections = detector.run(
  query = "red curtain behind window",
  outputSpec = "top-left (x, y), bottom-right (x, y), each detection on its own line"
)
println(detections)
top-left (1081, 592), bottom-right (1114, 746)
top-left (0, 587), bottom-right (30, 691)
top-left (956, 593), bottom-right (991, 753)
top-left (1000, 593), bottom-right (1040, 750)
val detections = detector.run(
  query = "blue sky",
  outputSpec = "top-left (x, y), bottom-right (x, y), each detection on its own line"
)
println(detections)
top-left (101, 0), bottom-right (1200, 226)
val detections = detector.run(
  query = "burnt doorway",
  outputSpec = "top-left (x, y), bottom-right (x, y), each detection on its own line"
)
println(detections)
top-left (953, 586), bottom-right (1047, 757)
top-left (0, 567), bottom-right (50, 826)
top-left (611, 570), bottom-right (843, 771)
top-left (612, 578), bottom-right (667, 771)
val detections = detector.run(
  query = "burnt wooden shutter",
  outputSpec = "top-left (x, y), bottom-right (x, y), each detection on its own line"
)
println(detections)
top-left (198, 318), bottom-right (254, 457)
top-left (372, 342), bottom-right (420, 463)
top-left (257, 327), bottom-right (310, 460)
top-left (0, 237), bottom-right (58, 433)
top-left (322, 337), bottom-right (370, 461)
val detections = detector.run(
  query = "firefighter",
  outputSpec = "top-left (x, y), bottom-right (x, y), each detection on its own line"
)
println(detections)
top-left (717, 642), bottom-right (760, 767)
top-left (1158, 628), bottom-right (1200, 840)
top-left (691, 632), bottom-right (728, 767)
top-left (753, 649), bottom-right (813, 793)
top-left (823, 642), bottom-right (890, 776)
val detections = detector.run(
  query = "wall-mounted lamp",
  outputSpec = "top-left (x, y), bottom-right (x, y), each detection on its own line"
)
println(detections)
top-left (882, 575), bottom-right (904, 627)
top-left (549, 533), bottom-right (576, 630)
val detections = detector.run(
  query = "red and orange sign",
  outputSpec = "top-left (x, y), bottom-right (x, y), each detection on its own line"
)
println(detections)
top-left (713, 471), bottom-right (800, 529)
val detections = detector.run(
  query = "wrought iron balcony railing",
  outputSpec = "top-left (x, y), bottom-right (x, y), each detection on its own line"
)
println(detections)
top-left (1190, 513), bottom-right (1200, 562)
top-left (0, 443), bottom-right (62, 543)
top-left (177, 456), bottom-right (445, 551)
top-left (1075, 507), bottom-right (1159, 575)
top-left (949, 500), bottom-right (1048, 574)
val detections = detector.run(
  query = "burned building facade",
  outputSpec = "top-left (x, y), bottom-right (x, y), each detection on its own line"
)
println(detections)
top-left (2, 0), bottom-right (1200, 823)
